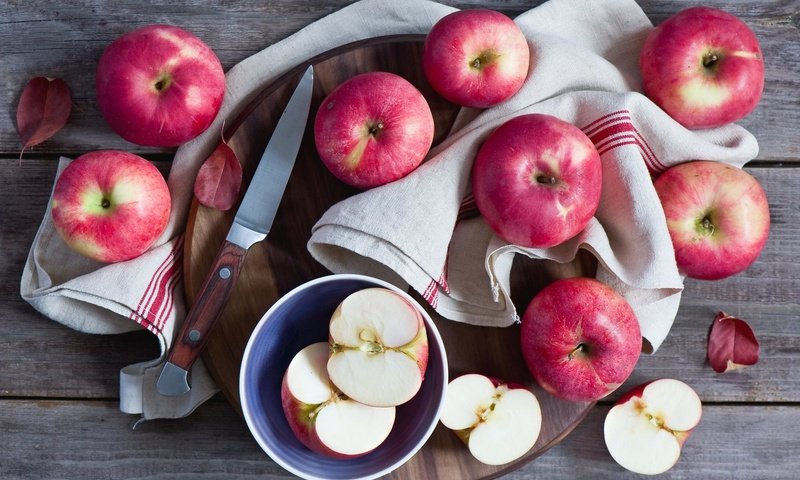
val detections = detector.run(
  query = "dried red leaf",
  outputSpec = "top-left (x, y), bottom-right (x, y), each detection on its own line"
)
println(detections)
top-left (193, 140), bottom-right (243, 211)
top-left (16, 77), bottom-right (72, 153)
top-left (707, 311), bottom-right (760, 373)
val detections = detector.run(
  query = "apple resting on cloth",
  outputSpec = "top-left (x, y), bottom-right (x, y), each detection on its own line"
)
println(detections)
top-left (653, 160), bottom-right (770, 280)
top-left (327, 288), bottom-right (428, 407)
top-left (472, 113), bottom-right (602, 248)
top-left (314, 71), bottom-right (434, 190)
top-left (604, 379), bottom-right (702, 475)
top-left (281, 342), bottom-right (396, 458)
top-left (422, 9), bottom-right (530, 108)
top-left (520, 277), bottom-right (641, 402)
top-left (439, 374), bottom-right (542, 466)
top-left (51, 150), bottom-right (171, 263)
top-left (96, 24), bottom-right (226, 147)
top-left (639, 6), bottom-right (764, 129)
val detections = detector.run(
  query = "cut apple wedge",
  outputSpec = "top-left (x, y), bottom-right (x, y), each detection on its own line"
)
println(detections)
top-left (604, 379), bottom-right (702, 475)
top-left (440, 374), bottom-right (542, 466)
top-left (327, 287), bottom-right (429, 407)
top-left (281, 342), bottom-right (396, 458)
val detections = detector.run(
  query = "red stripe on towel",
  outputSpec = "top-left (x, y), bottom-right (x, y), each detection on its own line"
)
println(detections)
top-left (129, 237), bottom-right (183, 334)
top-left (582, 110), bottom-right (665, 174)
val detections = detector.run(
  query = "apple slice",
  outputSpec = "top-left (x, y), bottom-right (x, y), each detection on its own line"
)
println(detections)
top-left (281, 342), bottom-right (396, 458)
top-left (327, 287), bottom-right (428, 407)
top-left (440, 374), bottom-right (542, 466)
top-left (604, 379), bottom-right (702, 475)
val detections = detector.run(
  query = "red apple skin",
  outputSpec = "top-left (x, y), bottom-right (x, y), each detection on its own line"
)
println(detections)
top-left (279, 376), bottom-right (366, 459)
top-left (640, 7), bottom-right (764, 129)
top-left (96, 24), bottom-right (226, 147)
top-left (314, 72), bottom-right (434, 190)
top-left (51, 150), bottom-right (171, 263)
top-left (472, 113), bottom-right (602, 248)
top-left (520, 278), bottom-right (641, 402)
top-left (422, 9), bottom-right (530, 108)
top-left (653, 161), bottom-right (770, 280)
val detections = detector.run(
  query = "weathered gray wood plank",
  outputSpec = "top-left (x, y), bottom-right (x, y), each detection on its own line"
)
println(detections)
top-left (1, 398), bottom-right (797, 480)
top-left (0, 1), bottom-right (797, 159)
top-left (1, 2), bottom-right (798, 478)
top-left (2, 161), bottom-right (798, 403)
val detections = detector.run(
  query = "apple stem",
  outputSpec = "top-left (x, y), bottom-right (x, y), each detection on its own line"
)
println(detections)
top-left (568, 343), bottom-right (588, 360)
top-left (536, 175), bottom-right (558, 185)
top-left (153, 74), bottom-right (172, 93)
top-left (701, 216), bottom-right (715, 235)
top-left (368, 122), bottom-right (384, 137)
top-left (702, 53), bottom-right (720, 68)
top-left (470, 51), bottom-right (499, 71)
top-left (101, 198), bottom-right (111, 209)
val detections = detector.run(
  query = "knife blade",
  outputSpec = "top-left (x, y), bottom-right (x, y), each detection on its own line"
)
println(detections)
top-left (157, 65), bottom-right (314, 396)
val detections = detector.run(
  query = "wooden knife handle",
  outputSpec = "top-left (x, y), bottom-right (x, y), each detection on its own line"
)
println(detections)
top-left (167, 239), bottom-right (248, 371)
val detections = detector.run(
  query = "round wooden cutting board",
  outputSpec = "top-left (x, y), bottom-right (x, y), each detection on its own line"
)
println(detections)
top-left (184, 35), bottom-right (594, 480)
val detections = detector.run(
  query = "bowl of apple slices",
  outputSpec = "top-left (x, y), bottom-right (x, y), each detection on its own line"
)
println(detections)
top-left (240, 273), bottom-right (448, 480)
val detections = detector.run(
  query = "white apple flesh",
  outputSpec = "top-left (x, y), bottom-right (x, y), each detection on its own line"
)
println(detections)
top-left (281, 342), bottom-right (396, 458)
top-left (327, 288), bottom-right (429, 407)
top-left (440, 374), bottom-right (542, 466)
top-left (604, 379), bottom-right (702, 475)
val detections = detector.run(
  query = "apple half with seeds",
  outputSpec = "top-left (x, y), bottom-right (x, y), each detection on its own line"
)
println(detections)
top-left (281, 342), bottom-right (396, 458)
top-left (440, 374), bottom-right (542, 466)
top-left (327, 287), bottom-right (429, 407)
top-left (604, 378), bottom-right (702, 475)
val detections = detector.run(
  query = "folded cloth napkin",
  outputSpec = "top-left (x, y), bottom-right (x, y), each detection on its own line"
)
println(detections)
top-left (307, 0), bottom-right (759, 353)
top-left (19, 0), bottom-right (461, 420)
top-left (19, 0), bottom-right (759, 421)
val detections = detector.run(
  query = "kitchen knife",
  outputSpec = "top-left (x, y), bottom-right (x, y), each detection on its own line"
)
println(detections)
top-left (157, 65), bottom-right (314, 396)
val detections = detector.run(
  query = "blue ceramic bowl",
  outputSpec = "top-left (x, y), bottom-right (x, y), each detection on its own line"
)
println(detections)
top-left (240, 274), bottom-right (448, 480)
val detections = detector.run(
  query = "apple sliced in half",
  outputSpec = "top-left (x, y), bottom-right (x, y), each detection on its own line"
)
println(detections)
top-left (281, 342), bottom-right (396, 458)
top-left (440, 374), bottom-right (542, 466)
top-left (604, 379), bottom-right (702, 475)
top-left (327, 287), bottom-right (428, 407)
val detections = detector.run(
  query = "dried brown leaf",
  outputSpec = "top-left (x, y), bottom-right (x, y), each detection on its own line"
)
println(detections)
top-left (16, 77), bottom-right (72, 157)
top-left (193, 140), bottom-right (243, 211)
top-left (707, 311), bottom-right (760, 373)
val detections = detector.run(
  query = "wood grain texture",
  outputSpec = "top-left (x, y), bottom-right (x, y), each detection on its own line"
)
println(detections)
top-left (1, 1), bottom-right (798, 479)
top-left (1, 399), bottom-right (798, 480)
top-left (183, 37), bottom-right (595, 480)
top-left (0, 1), bottom-right (797, 159)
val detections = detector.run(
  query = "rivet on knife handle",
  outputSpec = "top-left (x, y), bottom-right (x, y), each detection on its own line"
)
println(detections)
top-left (157, 240), bottom-right (247, 396)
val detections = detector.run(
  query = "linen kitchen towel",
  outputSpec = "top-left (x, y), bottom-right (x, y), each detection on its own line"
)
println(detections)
top-left (306, 0), bottom-right (759, 353)
top-left (20, 0), bottom-right (758, 420)
top-left (20, 0), bottom-right (459, 420)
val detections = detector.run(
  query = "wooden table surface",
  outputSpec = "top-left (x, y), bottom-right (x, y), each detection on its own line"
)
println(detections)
top-left (2, 1), bottom-right (798, 479)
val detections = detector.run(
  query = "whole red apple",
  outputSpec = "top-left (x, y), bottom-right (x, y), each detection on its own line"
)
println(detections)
top-left (472, 113), bottom-right (602, 248)
top-left (423, 9), bottom-right (529, 108)
top-left (520, 277), bottom-right (641, 402)
top-left (653, 160), bottom-right (769, 280)
top-left (51, 150), bottom-right (171, 263)
top-left (639, 6), bottom-right (764, 129)
top-left (96, 24), bottom-right (226, 147)
top-left (314, 72), bottom-right (434, 190)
